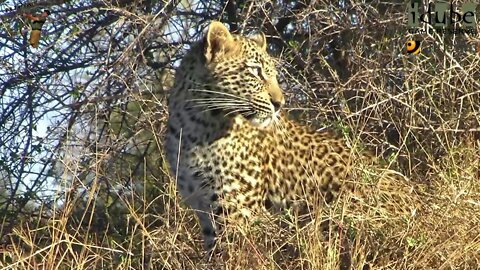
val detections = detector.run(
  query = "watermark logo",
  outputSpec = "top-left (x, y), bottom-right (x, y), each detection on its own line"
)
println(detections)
top-left (407, 0), bottom-right (478, 35)
top-left (406, 40), bottom-right (421, 54)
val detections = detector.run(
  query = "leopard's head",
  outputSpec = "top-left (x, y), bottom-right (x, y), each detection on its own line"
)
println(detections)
top-left (188, 21), bottom-right (285, 128)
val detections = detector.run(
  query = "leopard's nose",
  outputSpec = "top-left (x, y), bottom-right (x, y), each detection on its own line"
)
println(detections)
top-left (268, 82), bottom-right (285, 112)
top-left (270, 98), bottom-right (284, 112)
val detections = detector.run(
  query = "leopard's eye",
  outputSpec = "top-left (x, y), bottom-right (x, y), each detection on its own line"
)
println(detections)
top-left (246, 63), bottom-right (265, 80)
top-left (253, 66), bottom-right (264, 78)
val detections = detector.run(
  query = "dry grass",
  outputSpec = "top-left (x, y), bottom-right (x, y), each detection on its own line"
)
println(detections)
top-left (1, 138), bottom-right (478, 269)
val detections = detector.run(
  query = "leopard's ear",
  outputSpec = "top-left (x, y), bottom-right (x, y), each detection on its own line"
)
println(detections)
top-left (205, 21), bottom-right (235, 63)
top-left (250, 32), bottom-right (267, 51)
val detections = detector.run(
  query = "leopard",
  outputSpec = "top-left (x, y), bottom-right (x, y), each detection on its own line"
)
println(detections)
top-left (165, 21), bottom-right (358, 251)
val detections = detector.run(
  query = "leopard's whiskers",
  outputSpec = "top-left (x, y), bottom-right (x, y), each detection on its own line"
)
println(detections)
top-left (190, 100), bottom-right (252, 115)
top-left (189, 88), bottom-right (250, 102)
top-left (187, 88), bottom-right (255, 117)
top-left (188, 99), bottom-right (252, 114)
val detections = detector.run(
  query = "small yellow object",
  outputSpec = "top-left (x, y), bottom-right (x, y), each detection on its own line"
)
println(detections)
top-left (24, 10), bottom-right (50, 48)
top-left (406, 40), bottom-right (421, 54)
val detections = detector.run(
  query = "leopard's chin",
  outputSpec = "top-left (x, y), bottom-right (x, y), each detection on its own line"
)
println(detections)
top-left (250, 116), bottom-right (273, 128)
top-left (247, 111), bottom-right (279, 129)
